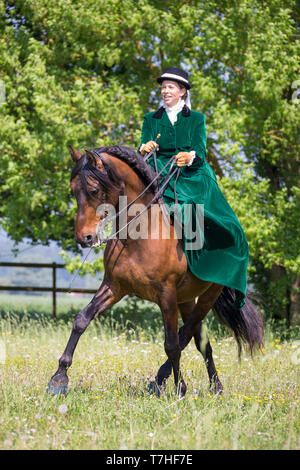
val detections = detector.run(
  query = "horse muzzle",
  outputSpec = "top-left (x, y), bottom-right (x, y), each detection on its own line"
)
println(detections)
top-left (75, 232), bottom-right (99, 248)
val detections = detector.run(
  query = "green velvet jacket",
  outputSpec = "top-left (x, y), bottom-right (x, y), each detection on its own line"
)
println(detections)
top-left (139, 105), bottom-right (249, 304)
top-left (139, 105), bottom-right (217, 201)
top-left (140, 105), bottom-right (207, 165)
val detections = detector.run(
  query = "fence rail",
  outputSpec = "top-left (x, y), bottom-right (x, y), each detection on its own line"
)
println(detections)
top-left (0, 262), bottom-right (98, 320)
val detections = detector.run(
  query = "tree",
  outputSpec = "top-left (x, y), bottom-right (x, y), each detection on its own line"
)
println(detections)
top-left (0, 0), bottom-right (299, 323)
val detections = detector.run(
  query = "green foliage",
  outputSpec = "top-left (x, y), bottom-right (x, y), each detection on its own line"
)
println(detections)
top-left (219, 166), bottom-right (300, 274)
top-left (60, 248), bottom-right (105, 277)
top-left (0, 0), bottom-right (299, 322)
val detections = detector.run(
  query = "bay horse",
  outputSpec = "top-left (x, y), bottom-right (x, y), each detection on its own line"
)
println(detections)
top-left (47, 145), bottom-right (264, 397)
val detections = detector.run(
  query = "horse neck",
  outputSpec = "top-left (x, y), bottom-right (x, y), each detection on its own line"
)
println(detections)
top-left (105, 154), bottom-right (155, 207)
top-left (103, 154), bottom-right (172, 244)
top-left (103, 154), bottom-right (174, 245)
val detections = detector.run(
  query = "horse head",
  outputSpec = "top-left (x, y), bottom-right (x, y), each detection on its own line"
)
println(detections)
top-left (68, 145), bottom-right (124, 248)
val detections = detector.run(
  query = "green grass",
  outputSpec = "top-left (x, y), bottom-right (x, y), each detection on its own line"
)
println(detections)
top-left (0, 294), bottom-right (299, 450)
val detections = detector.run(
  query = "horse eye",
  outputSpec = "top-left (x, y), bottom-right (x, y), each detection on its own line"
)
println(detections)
top-left (89, 189), bottom-right (99, 197)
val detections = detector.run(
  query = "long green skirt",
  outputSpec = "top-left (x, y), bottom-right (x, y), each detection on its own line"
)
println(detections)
top-left (148, 155), bottom-right (249, 309)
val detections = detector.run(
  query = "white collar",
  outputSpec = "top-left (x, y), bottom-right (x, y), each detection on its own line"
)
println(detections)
top-left (163, 99), bottom-right (185, 124)
top-left (163, 99), bottom-right (185, 114)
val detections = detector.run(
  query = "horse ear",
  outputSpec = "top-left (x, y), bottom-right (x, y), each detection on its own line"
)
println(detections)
top-left (85, 149), bottom-right (105, 171)
top-left (68, 145), bottom-right (82, 162)
top-left (85, 149), bottom-right (98, 167)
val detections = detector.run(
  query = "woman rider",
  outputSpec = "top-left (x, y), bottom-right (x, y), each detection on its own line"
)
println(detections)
top-left (139, 66), bottom-right (248, 309)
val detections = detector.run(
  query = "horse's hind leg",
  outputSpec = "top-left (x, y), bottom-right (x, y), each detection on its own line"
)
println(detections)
top-left (192, 321), bottom-right (223, 394)
top-left (149, 285), bottom-right (223, 396)
top-left (175, 301), bottom-right (222, 394)
top-left (47, 280), bottom-right (120, 395)
top-left (178, 285), bottom-right (224, 394)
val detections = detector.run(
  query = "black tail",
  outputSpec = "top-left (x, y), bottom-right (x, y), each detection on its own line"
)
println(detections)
top-left (212, 287), bottom-right (264, 357)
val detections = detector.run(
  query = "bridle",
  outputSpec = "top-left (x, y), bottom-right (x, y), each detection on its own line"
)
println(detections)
top-left (68, 146), bottom-right (180, 290)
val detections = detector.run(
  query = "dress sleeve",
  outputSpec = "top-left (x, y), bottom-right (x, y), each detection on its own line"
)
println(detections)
top-left (139, 115), bottom-right (154, 149)
top-left (191, 113), bottom-right (207, 164)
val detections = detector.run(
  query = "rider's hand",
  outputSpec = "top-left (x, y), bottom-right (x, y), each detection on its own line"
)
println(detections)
top-left (140, 141), bottom-right (159, 156)
top-left (174, 152), bottom-right (192, 167)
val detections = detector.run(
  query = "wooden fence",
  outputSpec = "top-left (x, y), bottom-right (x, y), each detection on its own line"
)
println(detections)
top-left (0, 262), bottom-right (98, 320)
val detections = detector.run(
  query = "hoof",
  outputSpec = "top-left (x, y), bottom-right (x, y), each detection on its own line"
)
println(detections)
top-left (147, 381), bottom-right (163, 398)
top-left (214, 384), bottom-right (223, 395)
top-left (211, 379), bottom-right (223, 396)
top-left (46, 382), bottom-right (68, 395)
top-left (176, 380), bottom-right (187, 399)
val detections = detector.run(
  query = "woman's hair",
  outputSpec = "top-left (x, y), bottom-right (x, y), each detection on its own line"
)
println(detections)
top-left (178, 83), bottom-right (188, 101)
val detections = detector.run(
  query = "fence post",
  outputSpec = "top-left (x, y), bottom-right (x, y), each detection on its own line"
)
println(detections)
top-left (52, 262), bottom-right (57, 321)
top-left (0, 262), bottom-right (98, 322)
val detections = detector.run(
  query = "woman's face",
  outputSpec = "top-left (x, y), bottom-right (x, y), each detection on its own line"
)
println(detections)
top-left (161, 80), bottom-right (186, 107)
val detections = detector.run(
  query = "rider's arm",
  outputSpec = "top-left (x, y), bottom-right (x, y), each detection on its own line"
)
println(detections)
top-left (139, 114), bottom-right (154, 154)
top-left (190, 112), bottom-right (207, 165)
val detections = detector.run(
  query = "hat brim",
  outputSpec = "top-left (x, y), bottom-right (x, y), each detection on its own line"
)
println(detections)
top-left (157, 76), bottom-right (191, 90)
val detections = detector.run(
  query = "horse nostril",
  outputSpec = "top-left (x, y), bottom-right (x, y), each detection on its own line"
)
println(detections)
top-left (82, 234), bottom-right (94, 246)
top-left (76, 233), bottom-right (94, 247)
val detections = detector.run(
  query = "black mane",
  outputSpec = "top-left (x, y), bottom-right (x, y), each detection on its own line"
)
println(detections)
top-left (98, 145), bottom-right (157, 188)
top-left (71, 145), bottom-right (158, 197)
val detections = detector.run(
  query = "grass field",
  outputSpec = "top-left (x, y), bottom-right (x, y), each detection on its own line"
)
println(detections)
top-left (0, 294), bottom-right (299, 450)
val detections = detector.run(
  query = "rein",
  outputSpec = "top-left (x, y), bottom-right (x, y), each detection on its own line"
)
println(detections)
top-left (93, 149), bottom-right (179, 244)
top-left (92, 148), bottom-right (176, 232)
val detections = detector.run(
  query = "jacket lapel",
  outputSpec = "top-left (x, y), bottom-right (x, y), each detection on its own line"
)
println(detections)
top-left (152, 105), bottom-right (190, 128)
top-left (159, 109), bottom-right (173, 128)
top-left (174, 111), bottom-right (184, 127)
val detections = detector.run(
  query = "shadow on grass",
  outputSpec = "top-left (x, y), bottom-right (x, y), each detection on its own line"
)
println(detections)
top-left (0, 293), bottom-right (298, 341)
top-left (0, 294), bottom-right (163, 337)
top-left (0, 293), bottom-right (223, 339)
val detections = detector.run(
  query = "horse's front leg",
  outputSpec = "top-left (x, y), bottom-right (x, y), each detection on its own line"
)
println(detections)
top-left (158, 290), bottom-right (187, 399)
top-left (47, 281), bottom-right (119, 395)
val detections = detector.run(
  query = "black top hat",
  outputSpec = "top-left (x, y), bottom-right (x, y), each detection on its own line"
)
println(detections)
top-left (156, 66), bottom-right (191, 90)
